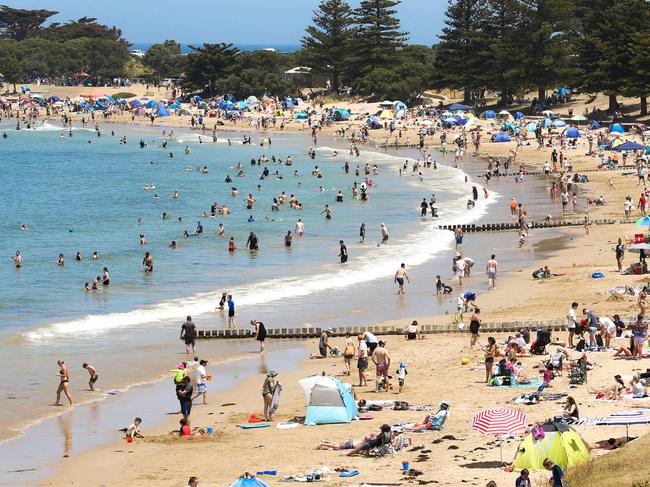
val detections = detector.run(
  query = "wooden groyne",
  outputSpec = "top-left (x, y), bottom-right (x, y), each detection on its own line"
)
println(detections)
top-left (197, 319), bottom-right (570, 340)
top-left (436, 218), bottom-right (618, 233)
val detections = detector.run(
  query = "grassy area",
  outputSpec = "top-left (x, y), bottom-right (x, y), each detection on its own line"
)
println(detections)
top-left (111, 92), bottom-right (137, 99)
top-left (565, 433), bottom-right (650, 487)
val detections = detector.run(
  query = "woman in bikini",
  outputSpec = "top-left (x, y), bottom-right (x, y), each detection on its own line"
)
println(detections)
top-left (55, 360), bottom-right (73, 405)
top-left (484, 337), bottom-right (498, 383)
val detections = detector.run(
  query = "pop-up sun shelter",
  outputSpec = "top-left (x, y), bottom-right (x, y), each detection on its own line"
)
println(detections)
top-left (229, 474), bottom-right (269, 487)
top-left (512, 421), bottom-right (589, 471)
top-left (299, 373), bottom-right (358, 425)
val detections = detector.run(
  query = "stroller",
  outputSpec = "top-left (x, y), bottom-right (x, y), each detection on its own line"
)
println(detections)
top-left (530, 329), bottom-right (551, 355)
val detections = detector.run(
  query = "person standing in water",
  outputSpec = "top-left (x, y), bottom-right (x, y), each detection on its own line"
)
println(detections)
top-left (227, 295), bottom-right (236, 328)
top-left (339, 240), bottom-right (348, 263)
top-left (379, 223), bottom-right (389, 245)
top-left (394, 263), bottom-right (410, 294)
top-left (252, 319), bottom-right (267, 352)
top-left (143, 251), bottom-right (154, 272)
top-left (359, 223), bottom-right (366, 243)
top-left (55, 360), bottom-right (73, 406)
top-left (82, 362), bottom-right (98, 391)
top-left (321, 204), bottom-right (332, 220)
top-left (486, 254), bottom-right (498, 290)
top-left (181, 316), bottom-right (197, 354)
top-left (12, 250), bottom-right (22, 268)
top-left (295, 219), bottom-right (304, 237)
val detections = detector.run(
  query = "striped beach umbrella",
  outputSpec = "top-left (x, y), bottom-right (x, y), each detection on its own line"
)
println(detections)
top-left (470, 407), bottom-right (528, 436)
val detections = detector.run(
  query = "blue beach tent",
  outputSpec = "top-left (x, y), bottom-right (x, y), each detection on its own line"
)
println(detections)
top-left (610, 123), bottom-right (625, 133)
top-left (553, 119), bottom-right (566, 128)
top-left (299, 373), bottom-right (358, 425)
top-left (334, 109), bottom-right (350, 121)
top-left (296, 111), bottom-right (309, 120)
top-left (525, 122), bottom-right (538, 132)
top-left (590, 120), bottom-right (601, 129)
top-left (367, 116), bottom-right (382, 129)
top-left (448, 102), bottom-right (472, 111)
top-left (494, 132), bottom-right (511, 143)
top-left (129, 100), bottom-right (143, 108)
top-left (514, 111), bottom-right (525, 120)
top-left (156, 105), bottom-right (170, 117)
top-left (145, 100), bottom-right (158, 109)
top-left (229, 475), bottom-right (269, 487)
top-left (566, 127), bottom-right (580, 138)
top-left (483, 110), bottom-right (496, 119)
top-left (613, 141), bottom-right (645, 152)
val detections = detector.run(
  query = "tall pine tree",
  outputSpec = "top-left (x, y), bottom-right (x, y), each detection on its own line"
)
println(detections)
top-left (352, 0), bottom-right (408, 83)
top-left (301, 0), bottom-right (355, 92)
top-left (434, 0), bottom-right (490, 104)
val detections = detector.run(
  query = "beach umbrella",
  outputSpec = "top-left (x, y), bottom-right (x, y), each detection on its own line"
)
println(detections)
top-left (542, 110), bottom-right (555, 117)
top-left (566, 127), bottom-right (580, 138)
top-left (552, 119), bottom-right (566, 128)
top-left (570, 115), bottom-right (588, 122)
top-left (613, 141), bottom-right (645, 152)
top-left (498, 110), bottom-right (511, 117)
top-left (470, 407), bottom-right (528, 461)
top-left (379, 100), bottom-right (393, 107)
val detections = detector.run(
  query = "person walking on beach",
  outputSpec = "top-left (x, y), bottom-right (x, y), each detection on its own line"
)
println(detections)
top-left (395, 263), bottom-right (410, 294)
top-left (469, 309), bottom-right (482, 348)
top-left (356, 335), bottom-right (369, 387)
top-left (486, 255), bottom-right (498, 290)
top-left (343, 332), bottom-right (355, 376)
top-left (567, 302), bottom-right (579, 348)
top-left (379, 223), bottom-right (389, 246)
top-left (252, 319), bottom-right (267, 352)
top-left (372, 341), bottom-right (391, 391)
top-left (181, 316), bottom-right (197, 354)
top-left (192, 359), bottom-right (208, 405)
top-left (82, 362), bottom-right (98, 391)
top-left (55, 360), bottom-right (72, 406)
top-left (615, 238), bottom-right (625, 272)
top-left (262, 370), bottom-right (278, 421)
top-left (176, 376), bottom-right (193, 423)
top-left (227, 295), bottom-right (236, 327)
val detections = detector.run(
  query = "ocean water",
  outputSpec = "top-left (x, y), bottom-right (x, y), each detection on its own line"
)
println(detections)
top-left (0, 120), bottom-right (495, 443)
top-left (129, 42), bottom-right (301, 55)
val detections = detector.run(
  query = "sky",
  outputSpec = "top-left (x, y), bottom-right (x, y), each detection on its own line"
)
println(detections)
top-left (6, 0), bottom-right (447, 45)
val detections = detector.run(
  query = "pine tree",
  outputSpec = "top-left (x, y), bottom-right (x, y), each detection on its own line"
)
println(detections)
top-left (352, 0), bottom-right (408, 82)
top-left (516, 0), bottom-right (580, 102)
top-left (626, 31), bottom-right (650, 115)
top-left (578, 0), bottom-right (649, 111)
top-left (434, 0), bottom-right (490, 104)
top-left (301, 0), bottom-right (355, 92)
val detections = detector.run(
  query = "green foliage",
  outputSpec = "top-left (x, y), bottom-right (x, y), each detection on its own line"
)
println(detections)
top-left (0, 54), bottom-right (23, 91)
top-left (0, 5), bottom-right (57, 40)
top-left (352, 0), bottom-right (408, 82)
top-left (40, 17), bottom-right (123, 41)
top-left (182, 43), bottom-right (239, 93)
top-left (301, 0), bottom-right (355, 91)
top-left (111, 91), bottom-right (137, 99)
top-left (143, 40), bottom-right (183, 82)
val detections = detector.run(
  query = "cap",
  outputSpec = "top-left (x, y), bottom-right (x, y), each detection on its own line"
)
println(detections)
top-left (325, 328), bottom-right (333, 333)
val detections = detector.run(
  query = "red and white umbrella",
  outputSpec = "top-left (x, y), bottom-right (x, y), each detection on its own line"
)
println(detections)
top-left (470, 407), bottom-right (528, 436)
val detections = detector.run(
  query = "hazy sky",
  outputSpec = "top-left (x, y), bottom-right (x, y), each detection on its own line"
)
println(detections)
top-left (6, 0), bottom-right (447, 45)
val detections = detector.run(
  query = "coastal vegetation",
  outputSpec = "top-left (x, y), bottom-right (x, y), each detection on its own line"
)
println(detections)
top-left (0, 1), bottom-right (648, 109)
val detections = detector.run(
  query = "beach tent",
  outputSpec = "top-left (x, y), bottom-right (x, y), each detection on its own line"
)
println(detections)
top-left (191, 95), bottom-right (202, 104)
top-left (442, 117), bottom-right (457, 126)
top-left (514, 112), bottom-right (525, 120)
top-left (145, 100), bottom-right (158, 109)
top-left (448, 102), bottom-right (472, 111)
top-left (246, 96), bottom-right (259, 105)
top-left (610, 123), bottom-right (625, 133)
top-left (393, 101), bottom-right (407, 113)
top-left (566, 127), bottom-right (580, 138)
top-left (156, 105), bottom-right (170, 117)
top-left (47, 96), bottom-right (61, 103)
top-left (542, 118), bottom-right (553, 128)
top-left (129, 99), bottom-right (143, 108)
top-left (299, 373), bottom-right (358, 425)
top-left (273, 109), bottom-right (284, 117)
top-left (334, 108), bottom-right (350, 121)
top-left (367, 116), bottom-right (382, 129)
top-left (512, 422), bottom-right (589, 472)
top-left (465, 118), bottom-right (479, 129)
top-left (229, 475), bottom-right (269, 487)
top-left (296, 112), bottom-right (309, 120)
top-left (590, 120), bottom-right (601, 129)
top-left (612, 141), bottom-right (645, 151)
top-left (169, 101), bottom-right (180, 109)
top-left (570, 115), bottom-right (588, 122)
top-left (494, 132), bottom-right (511, 143)
top-left (379, 109), bottom-right (394, 120)
top-left (482, 110), bottom-right (496, 119)
top-left (455, 116), bottom-right (468, 125)
top-left (552, 119), bottom-right (566, 128)
top-left (525, 122), bottom-right (538, 133)
top-left (379, 100), bottom-right (393, 107)
top-left (236, 101), bottom-right (249, 110)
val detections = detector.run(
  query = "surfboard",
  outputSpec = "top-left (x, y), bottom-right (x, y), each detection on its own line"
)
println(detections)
top-left (240, 423), bottom-right (270, 429)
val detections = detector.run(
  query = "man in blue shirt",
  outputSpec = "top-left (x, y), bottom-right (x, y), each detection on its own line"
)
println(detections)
top-left (543, 458), bottom-right (564, 486)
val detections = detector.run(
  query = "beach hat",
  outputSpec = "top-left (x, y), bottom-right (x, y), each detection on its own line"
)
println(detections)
top-left (177, 362), bottom-right (186, 369)
top-left (267, 370), bottom-right (278, 377)
top-left (325, 327), bottom-right (333, 333)
top-left (439, 401), bottom-right (449, 409)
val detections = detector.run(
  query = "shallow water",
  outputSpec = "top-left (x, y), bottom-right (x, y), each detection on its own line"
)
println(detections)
top-left (0, 120), bottom-right (499, 442)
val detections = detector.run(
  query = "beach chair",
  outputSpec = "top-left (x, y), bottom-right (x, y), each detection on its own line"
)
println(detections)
top-left (569, 358), bottom-right (587, 385)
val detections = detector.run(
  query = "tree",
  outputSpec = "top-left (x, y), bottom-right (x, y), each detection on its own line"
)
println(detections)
top-left (626, 31), bottom-right (650, 115)
top-left (143, 40), bottom-right (183, 82)
top-left (0, 54), bottom-right (23, 92)
top-left (182, 43), bottom-right (240, 94)
top-left (0, 5), bottom-right (57, 40)
top-left (40, 17), bottom-right (123, 41)
top-left (434, 0), bottom-right (490, 104)
top-left (578, 0), bottom-right (649, 111)
top-left (352, 0), bottom-right (408, 83)
top-left (301, 0), bottom-right (355, 92)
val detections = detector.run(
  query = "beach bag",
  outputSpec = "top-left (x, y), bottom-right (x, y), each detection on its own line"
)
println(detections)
top-left (596, 334), bottom-right (604, 348)
top-left (531, 425), bottom-right (545, 440)
top-left (393, 401), bottom-right (409, 411)
top-left (576, 339), bottom-right (587, 352)
top-left (591, 272), bottom-right (605, 279)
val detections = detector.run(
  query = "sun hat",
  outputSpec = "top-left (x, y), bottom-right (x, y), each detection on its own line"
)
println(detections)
top-left (267, 370), bottom-right (278, 377)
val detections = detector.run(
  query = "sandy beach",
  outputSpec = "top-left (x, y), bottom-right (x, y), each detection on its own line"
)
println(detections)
top-left (1, 80), bottom-right (649, 487)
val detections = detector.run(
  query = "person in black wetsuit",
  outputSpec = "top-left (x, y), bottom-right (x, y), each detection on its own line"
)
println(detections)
top-left (339, 240), bottom-right (348, 263)
top-left (251, 320), bottom-right (267, 352)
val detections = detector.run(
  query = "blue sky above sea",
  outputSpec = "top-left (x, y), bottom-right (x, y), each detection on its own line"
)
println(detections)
top-left (6, 0), bottom-right (446, 45)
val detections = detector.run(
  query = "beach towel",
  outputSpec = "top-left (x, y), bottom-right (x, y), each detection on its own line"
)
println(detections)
top-left (277, 422), bottom-right (301, 430)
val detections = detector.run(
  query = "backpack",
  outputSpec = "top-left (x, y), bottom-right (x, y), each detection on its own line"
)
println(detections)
top-left (595, 334), bottom-right (604, 348)
top-left (576, 339), bottom-right (587, 352)
top-left (531, 424), bottom-right (545, 440)
top-left (393, 401), bottom-right (409, 411)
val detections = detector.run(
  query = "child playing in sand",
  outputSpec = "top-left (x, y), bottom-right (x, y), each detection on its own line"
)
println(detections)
top-left (122, 417), bottom-right (143, 438)
top-left (397, 362), bottom-right (407, 393)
